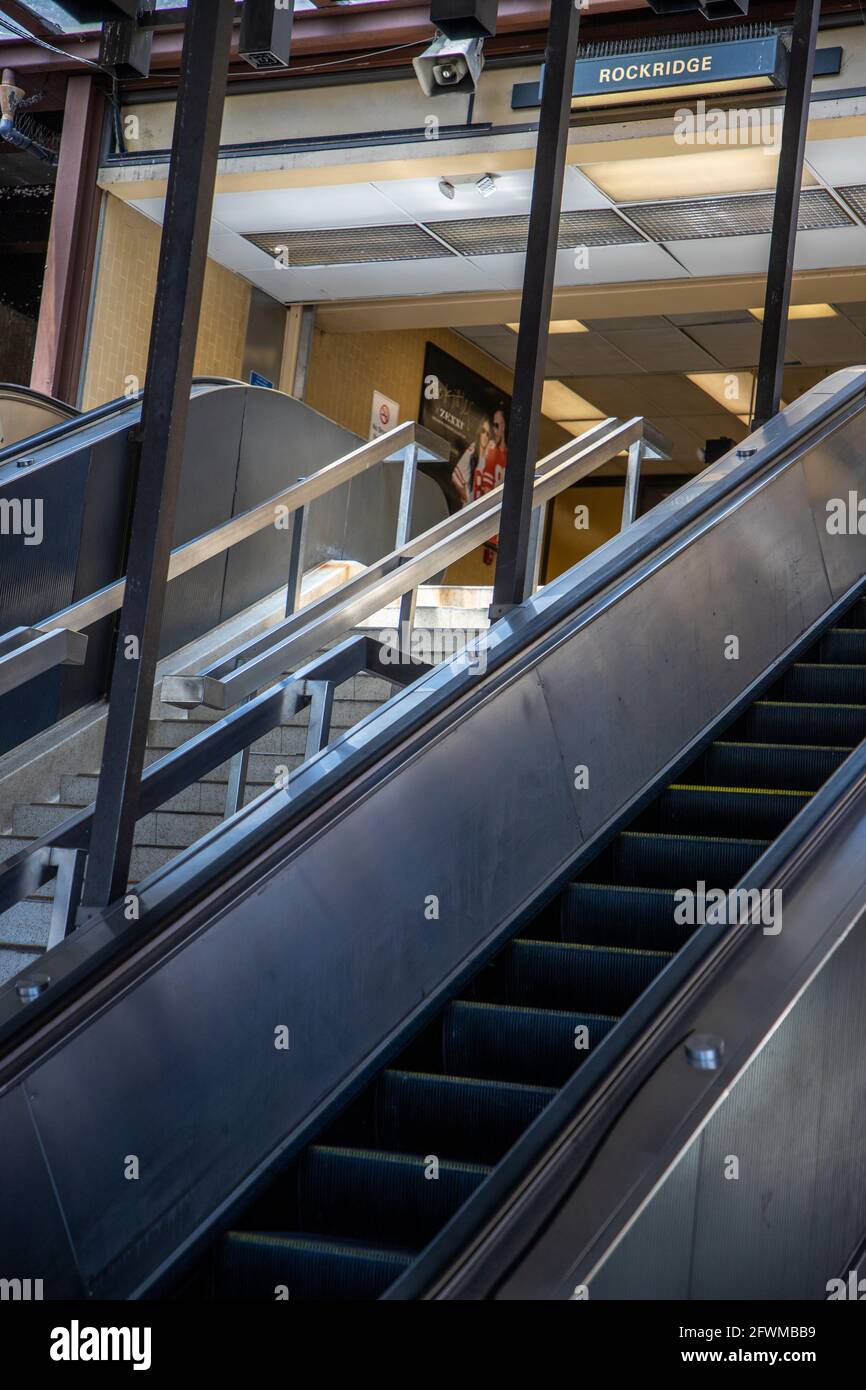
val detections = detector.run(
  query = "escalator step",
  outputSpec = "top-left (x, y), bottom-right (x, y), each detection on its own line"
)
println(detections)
top-left (809, 628), bottom-right (866, 664)
top-left (636, 785), bottom-right (811, 838)
top-left (728, 701), bottom-right (866, 747)
top-left (501, 939), bottom-right (672, 1014)
top-left (375, 1071), bottom-right (556, 1165)
top-left (846, 598), bottom-right (866, 628)
top-left (561, 884), bottom-right (695, 952)
top-left (216, 1232), bottom-right (414, 1301)
top-left (697, 742), bottom-right (849, 792)
top-left (298, 1146), bottom-right (491, 1246)
top-left (583, 831), bottom-right (770, 889)
top-left (768, 663), bottom-right (866, 704)
top-left (443, 1000), bottom-right (617, 1086)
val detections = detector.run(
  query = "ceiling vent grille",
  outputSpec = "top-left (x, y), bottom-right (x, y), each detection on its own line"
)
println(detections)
top-left (836, 185), bottom-right (866, 223)
top-left (626, 188), bottom-right (850, 242)
top-left (244, 224), bottom-right (455, 267)
top-left (426, 208), bottom-right (642, 256)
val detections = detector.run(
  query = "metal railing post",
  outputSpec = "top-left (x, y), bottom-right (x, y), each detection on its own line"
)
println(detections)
top-left (621, 439), bottom-right (644, 529)
top-left (395, 442), bottom-right (419, 654)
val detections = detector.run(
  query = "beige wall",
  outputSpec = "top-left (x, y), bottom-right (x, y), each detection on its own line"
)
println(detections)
top-left (305, 323), bottom-right (570, 460)
top-left (82, 194), bottom-right (252, 409)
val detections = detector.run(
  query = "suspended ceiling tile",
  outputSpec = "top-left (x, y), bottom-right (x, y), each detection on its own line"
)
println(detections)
top-left (598, 326), bottom-right (720, 372)
top-left (545, 333), bottom-right (645, 377)
top-left (681, 322), bottom-right (764, 368)
top-left (667, 309), bottom-right (754, 326)
top-left (211, 184), bottom-right (406, 234)
top-left (783, 318), bottom-right (866, 366)
top-left (244, 223), bottom-right (453, 267)
top-left (793, 225), bottom-right (866, 271)
top-left (554, 243), bottom-right (688, 287)
top-left (561, 374), bottom-right (716, 416)
top-left (298, 257), bottom-right (493, 301)
top-left (561, 165), bottom-right (615, 212)
top-left (580, 147), bottom-right (813, 204)
top-left (836, 186), bottom-right (866, 222)
top-left (457, 325), bottom-right (515, 344)
top-left (425, 208), bottom-right (642, 257)
top-left (627, 189), bottom-right (848, 243)
top-left (205, 232), bottom-right (328, 302)
top-left (662, 232), bottom-right (771, 276)
top-left (804, 138), bottom-right (866, 189)
top-left (836, 301), bottom-right (866, 324)
top-left (646, 416), bottom-right (709, 462)
top-left (583, 315), bottom-right (669, 333)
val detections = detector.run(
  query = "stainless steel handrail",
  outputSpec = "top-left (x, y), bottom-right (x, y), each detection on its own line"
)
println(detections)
top-left (0, 420), bottom-right (448, 698)
top-left (162, 417), bottom-right (670, 712)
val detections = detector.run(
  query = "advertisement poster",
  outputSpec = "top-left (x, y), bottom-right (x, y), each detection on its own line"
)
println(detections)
top-left (418, 343), bottom-right (510, 521)
top-left (369, 390), bottom-right (400, 440)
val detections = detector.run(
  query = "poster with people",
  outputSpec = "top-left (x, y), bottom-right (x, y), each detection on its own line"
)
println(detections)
top-left (418, 344), bottom-right (510, 566)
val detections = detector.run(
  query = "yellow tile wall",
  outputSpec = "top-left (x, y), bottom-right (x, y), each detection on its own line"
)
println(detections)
top-left (82, 193), bottom-right (251, 409)
top-left (305, 324), bottom-right (569, 461)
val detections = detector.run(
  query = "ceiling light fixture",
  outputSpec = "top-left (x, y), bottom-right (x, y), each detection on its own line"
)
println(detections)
top-left (749, 304), bottom-right (837, 321)
top-left (507, 320), bottom-right (588, 335)
top-left (542, 380), bottom-right (604, 422)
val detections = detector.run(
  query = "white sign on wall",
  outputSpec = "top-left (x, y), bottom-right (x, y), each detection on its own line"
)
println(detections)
top-left (369, 390), bottom-right (400, 440)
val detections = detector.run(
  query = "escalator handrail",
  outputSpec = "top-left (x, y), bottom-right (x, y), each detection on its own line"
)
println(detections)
top-left (0, 377), bottom-right (240, 471)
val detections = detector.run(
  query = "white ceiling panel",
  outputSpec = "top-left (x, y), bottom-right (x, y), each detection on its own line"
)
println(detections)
top-left (663, 233), bottom-right (771, 277)
top-left (793, 225), bottom-right (866, 270)
top-left (554, 243), bottom-right (688, 286)
top-left (211, 183), bottom-right (407, 234)
top-left (562, 166), bottom-right (615, 212)
top-left (805, 138), bottom-right (866, 189)
top-left (296, 257), bottom-right (496, 301)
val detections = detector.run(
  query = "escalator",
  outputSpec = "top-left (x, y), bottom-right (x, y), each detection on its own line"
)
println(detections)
top-left (1, 370), bottom-right (866, 1302)
top-left (209, 595), bottom-right (866, 1300)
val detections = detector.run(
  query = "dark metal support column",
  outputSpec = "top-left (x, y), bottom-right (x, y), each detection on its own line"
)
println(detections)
top-left (81, 0), bottom-right (236, 911)
top-left (753, 0), bottom-right (821, 429)
top-left (491, 0), bottom-right (581, 616)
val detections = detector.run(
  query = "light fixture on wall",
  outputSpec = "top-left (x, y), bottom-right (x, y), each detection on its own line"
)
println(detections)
top-left (438, 179), bottom-right (457, 201)
top-left (476, 173), bottom-right (497, 198)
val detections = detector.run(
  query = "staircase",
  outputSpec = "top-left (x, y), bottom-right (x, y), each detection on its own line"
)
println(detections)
top-left (0, 586), bottom-right (492, 984)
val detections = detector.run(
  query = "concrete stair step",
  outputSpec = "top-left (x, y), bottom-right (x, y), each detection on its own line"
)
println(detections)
top-left (0, 947), bottom-right (42, 980)
top-left (0, 897), bottom-right (53, 947)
